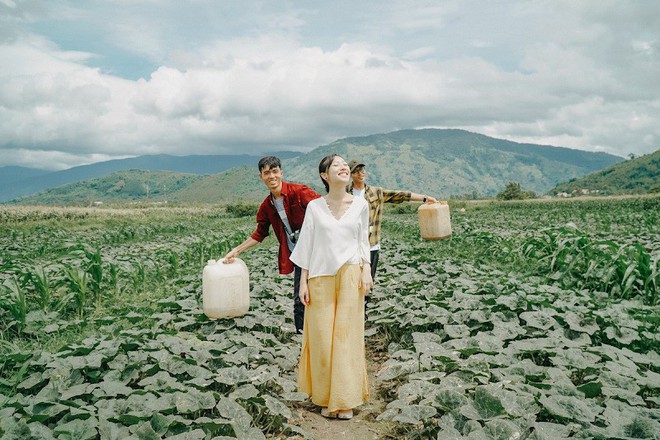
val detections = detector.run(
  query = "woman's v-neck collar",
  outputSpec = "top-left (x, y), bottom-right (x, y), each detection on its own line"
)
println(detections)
top-left (321, 195), bottom-right (357, 221)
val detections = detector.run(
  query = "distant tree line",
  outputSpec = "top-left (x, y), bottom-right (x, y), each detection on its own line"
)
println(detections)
top-left (496, 182), bottom-right (536, 200)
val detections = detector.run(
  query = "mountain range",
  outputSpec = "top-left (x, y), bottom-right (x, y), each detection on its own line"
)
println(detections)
top-left (0, 152), bottom-right (300, 203)
top-left (0, 166), bottom-right (50, 190)
top-left (280, 129), bottom-right (623, 198)
top-left (6, 129), bottom-right (626, 205)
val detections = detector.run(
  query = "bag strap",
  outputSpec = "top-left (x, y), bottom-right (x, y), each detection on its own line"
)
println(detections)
top-left (272, 195), bottom-right (295, 236)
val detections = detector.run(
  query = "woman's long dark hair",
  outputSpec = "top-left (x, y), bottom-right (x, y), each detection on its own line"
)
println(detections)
top-left (318, 153), bottom-right (339, 193)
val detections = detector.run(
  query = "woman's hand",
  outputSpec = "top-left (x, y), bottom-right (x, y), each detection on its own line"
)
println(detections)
top-left (359, 267), bottom-right (372, 295)
top-left (299, 282), bottom-right (310, 306)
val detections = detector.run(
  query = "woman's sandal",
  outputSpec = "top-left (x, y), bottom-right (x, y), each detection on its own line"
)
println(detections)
top-left (320, 407), bottom-right (337, 419)
top-left (337, 409), bottom-right (353, 420)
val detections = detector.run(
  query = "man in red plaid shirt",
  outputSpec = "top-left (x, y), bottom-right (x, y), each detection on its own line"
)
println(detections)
top-left (224, 156), bottom-right (320, 333)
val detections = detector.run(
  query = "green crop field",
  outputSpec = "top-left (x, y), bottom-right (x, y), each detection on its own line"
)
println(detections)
top-left (0, 196), bottom-right (658, 439)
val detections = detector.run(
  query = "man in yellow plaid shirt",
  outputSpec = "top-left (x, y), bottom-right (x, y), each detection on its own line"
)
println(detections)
top-left (347, 160), bottom-right (438, 313)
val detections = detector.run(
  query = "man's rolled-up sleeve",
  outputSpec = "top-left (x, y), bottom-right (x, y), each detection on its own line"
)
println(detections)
top-left (383, 189), bottom-right (411, 204)
top-left (250, 203), bottom-right (270, 242)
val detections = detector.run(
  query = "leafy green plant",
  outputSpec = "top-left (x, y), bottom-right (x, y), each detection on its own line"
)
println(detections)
top-left (0, 276), bottom-right (28, 334)
top-left (107, 261), bottom-right (120, 295)
top-left (30, 265), bottom-right (55, 312)
top-left (62, 267), bottom-right (89, 318)
top-left (130, 261), bottom-right (147, 292)
top-left (517, 225), bottom-right (659, 305)
top-left (85, 246), bottom-right (104, 305)
top-left (1, 197), bottom-right (657, 439)
top-left (225, 202), bottom-right (259, 218)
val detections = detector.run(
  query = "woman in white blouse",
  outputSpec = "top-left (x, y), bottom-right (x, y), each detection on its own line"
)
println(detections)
top-left (290, 154), bottom-right (372, 420)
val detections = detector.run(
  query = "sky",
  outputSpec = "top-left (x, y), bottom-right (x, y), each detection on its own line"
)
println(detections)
top-left (1, 0), bottom-right (659, 171)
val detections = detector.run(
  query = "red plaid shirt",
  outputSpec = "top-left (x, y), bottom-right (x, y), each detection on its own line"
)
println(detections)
top-left (250, 181), bottom-right (321, 274)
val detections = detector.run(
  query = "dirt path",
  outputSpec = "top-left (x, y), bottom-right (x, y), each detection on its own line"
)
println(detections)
top-left (289, 336), bottom-right (394, 440)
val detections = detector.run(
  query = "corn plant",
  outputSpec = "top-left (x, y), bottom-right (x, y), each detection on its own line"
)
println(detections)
top-left (61, 244), bottom-right (105, 306)
top-left (62, 267), bottom-right (89, 319)
top-left (107, 261), bottom-right (120, 295)
top-left (518, 226), bottom-right (659, 305)
top-left (645, 253), bottom-right (659, 305)
top-left (130, 261), bottom-right (147, 292)
top-left (85, 246), bottom-right (104, 305)
top-left (30, 265), bottom-right (55, 312)
top-left (159, 249), bottom-right (180, 275)
top-left (0, 276), bottom-right (28, 333)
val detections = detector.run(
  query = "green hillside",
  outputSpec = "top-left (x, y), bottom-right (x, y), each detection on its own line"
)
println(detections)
top-left (282, 129), bottom-right (623, 198)
top-left (10, 167), bottom-right (281, 206)
top-left (167, 167), bottom-right (266, 203)
top-left (13, 169), bottom-right (203, 205)
top-left (550, 149), bottom-right (660, 196)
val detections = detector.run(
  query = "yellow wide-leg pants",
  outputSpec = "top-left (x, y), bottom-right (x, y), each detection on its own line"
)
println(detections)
top-left (297, 264), bottom-right (370, 412)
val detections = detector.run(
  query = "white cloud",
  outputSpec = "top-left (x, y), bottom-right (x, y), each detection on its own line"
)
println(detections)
top-left (0, 148), bottom-right (130, 170)
top-left (381, 0), bottom-right (460, 32)
top-left (106, 17), bottom-right (166, 62)
top-left (0, 0), bottom-right (17, 9)
top-left (470, 40), bottom-right (493, 49)
top-left (0, 0), bottom-right (659, 170)
top-left (404, 46), bottom-right (436, 60)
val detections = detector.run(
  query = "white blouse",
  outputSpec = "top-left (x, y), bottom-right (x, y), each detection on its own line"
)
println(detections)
top-left (290, 196), bottom-right (370, 279)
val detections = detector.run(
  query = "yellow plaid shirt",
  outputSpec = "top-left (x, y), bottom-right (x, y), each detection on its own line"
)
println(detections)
top-left (348, 183), bottom-right (411, 246)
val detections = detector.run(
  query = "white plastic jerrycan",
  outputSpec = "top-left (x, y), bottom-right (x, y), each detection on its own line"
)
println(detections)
top-left (202, 258), bottom-right (250, 318)
top-left (418, 201), bottom-right (452, 241)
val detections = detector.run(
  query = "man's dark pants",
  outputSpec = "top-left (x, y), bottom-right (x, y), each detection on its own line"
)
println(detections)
top-left (293, 265), bottom-right (305, 333)
top-left (365, 250), bottom-right (379, 312)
